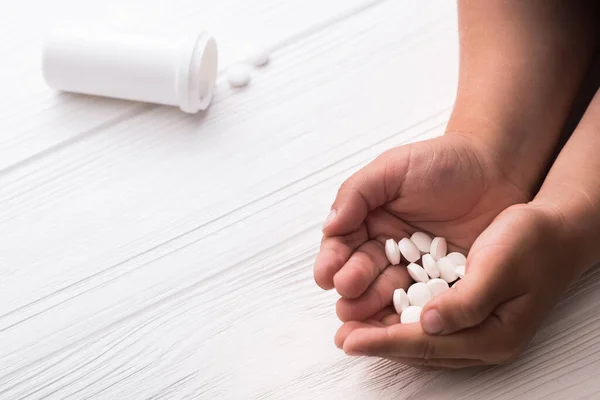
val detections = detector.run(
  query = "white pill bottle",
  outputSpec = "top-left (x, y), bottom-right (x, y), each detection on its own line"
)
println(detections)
top-left (43, 25), bottom-right (218, 114)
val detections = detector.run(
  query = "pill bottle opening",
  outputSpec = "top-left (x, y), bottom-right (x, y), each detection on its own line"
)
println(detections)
top-left (197, 37), bottom-right (218, 103)
top-left (179, 32), bottom-right (218, 113)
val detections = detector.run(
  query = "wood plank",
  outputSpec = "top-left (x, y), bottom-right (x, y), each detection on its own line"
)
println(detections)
top-left (0, 0), bottom-right (459, 398)
top-left (0, 0), bottom-right (382, 172)
top-left (6, 0), bottom-right (599, 399)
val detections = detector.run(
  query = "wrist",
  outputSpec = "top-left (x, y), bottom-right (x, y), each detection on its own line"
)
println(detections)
top-left (530, 191), bottom-right (600, 278)
top-left (444, 113), bottom-right (553, 198)
top-left (444, 47), bottom-right (587, 195)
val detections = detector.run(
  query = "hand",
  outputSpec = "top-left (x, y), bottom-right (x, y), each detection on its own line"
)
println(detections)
top-left (314, 133), bottom-right (531, 324)
top-left (334, 204), bottom-right (575, 368)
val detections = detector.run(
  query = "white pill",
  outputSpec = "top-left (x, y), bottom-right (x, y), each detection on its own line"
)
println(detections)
top-left (407, 282), bottom-right (432, 307)
top-left (246, 46), bottom-right (270, 67)
top-left (399, 238), bottom-right (420, 263)
top-left (438, 256), bottom-right (458, 283)
top-left (410, 232), bottom-right (433, 253)
top-left (401, 306), bottom-right (423, 324)
top-left (227, 64), bottom-right (251, 87)
top-left (421, 253), bottom-right (440, 279)
top-left (385, 238), bottom-right (401, 265)
top-left (430, 237), bottom-right (447, 260)
top-left (393, 288), bottom-right (410, 314)
top-left (455, 264), bottom-right (466, 279)
top-left (407, 263), bottom-right (429, 283)
top-left (446, 252), bottom-right (467, 266)
top-left (427, 278), bottom-right (449, 297)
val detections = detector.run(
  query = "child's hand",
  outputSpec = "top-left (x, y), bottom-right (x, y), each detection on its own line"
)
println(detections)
top-left (314, 134), bottom-right (531, 323)
top-left (334, 204), bottom-right (574, 368)
top-left (313, 0), bottom-right (600, 369)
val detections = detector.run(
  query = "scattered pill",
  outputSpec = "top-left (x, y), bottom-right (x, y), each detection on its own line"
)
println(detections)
top-left (399, 238), bottom-right (421, 263)
top-left (430, 237), bottom-right (447, 261)
top-left (407, 282), bottom-right (432, 307)
top-left (385, 238), bottom-right (401, 265)
top-left (438, 256), bottom-right (458, 283)
top-left (410, 232), bottom-right (433, 253)
top-left (246, 46), bottom-right (270, 67)
top-left (427, 278), bottom-right (450, 297)
top-left (400, 306), bottom-right (423, 324)
top-left (455, 264), bottom-right (466, 279)
top-left (446, 252), bottom-right (467, 266)
top-left (227, 64), bottom-right (251, 87)
top-left (407, 263), bottom-right (429, 283)
top-left (393, 288), bottom-right (410, 314)
top-left (421, 253), bottom-right (440, 279)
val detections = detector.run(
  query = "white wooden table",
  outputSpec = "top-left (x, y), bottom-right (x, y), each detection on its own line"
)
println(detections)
top-left (2, 1), bottom-right (600, 398)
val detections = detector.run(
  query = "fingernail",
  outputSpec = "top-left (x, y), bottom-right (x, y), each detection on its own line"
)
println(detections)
top-left (422, 310), bottom-right (444, 335)
top-left (322, 209), bottom-right (337, 230)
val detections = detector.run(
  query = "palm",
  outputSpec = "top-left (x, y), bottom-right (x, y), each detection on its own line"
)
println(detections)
top-left (459, 204), bottom-right (574, 347)
top-left (382, 135), bottom-right (529, 249)
top-left (334, 204), bottom-right (572, 368)
top-left (315, 135), bottom-right (530, 323)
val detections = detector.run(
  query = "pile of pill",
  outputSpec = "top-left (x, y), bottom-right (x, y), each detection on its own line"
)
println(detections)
top-left (385, 232), bottom-right (466, 324)
top-left (227, 45), bottom-right (270, 88)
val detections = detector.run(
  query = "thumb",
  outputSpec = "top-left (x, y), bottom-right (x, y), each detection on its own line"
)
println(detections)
top-left (421, 205), bottom-right (544, 335)
top-left (420, 261), bottom-right (512, 335)
top-left (322, 150), bottom-right (407, 237)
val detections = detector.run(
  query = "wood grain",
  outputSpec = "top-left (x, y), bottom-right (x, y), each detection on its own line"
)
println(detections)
top-left (1, 0), bottom-right (597, 399)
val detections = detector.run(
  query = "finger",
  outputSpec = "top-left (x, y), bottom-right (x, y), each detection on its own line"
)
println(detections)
top-left (421, 244), bottom-right (525, 335)
top-left (381, 313), bottom-right (401, 326)
top-left (370, 306), bottom-right (398, 322)
top-left (335, 321), bottom-right (373, 349)
top-left (333, 240), bottom-right (389, 299)
top-left (367, 306), bottom-right (401, 325)
top-left (323, 150), bottom-right (407, 237)
top-left (314, 226), bottom-right (368, 290)
top-left (365, 319), bottom-right (387, 328)
top-left (420, 270), bottom-right (507, 335)
top-left (363, 207), bottom-right (413, 241)
top-left (337, 265), bottom-right (410, 322)
top-left (384, 356), bottom-right (486, 369)
top-left (342, 323), bottom-right (486, 360)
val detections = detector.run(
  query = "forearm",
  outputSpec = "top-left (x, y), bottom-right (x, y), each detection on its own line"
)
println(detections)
top-left (531, 88), bottom-right (600, 275)
top-left (534, 88), bottom-right (600, 274)
top-left (447, 0), bottom-right (599, 193)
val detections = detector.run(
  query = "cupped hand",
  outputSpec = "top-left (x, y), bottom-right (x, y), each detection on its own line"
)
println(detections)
top-left (313, 134), bottom-right (531, 323)
top-left (335, 204), bottom-right (576, 368)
